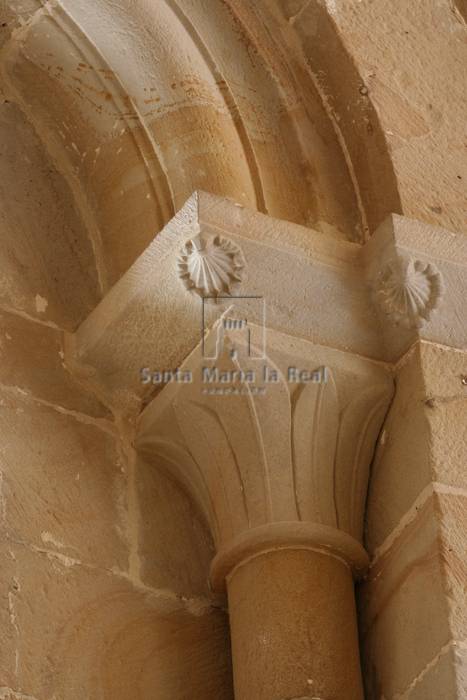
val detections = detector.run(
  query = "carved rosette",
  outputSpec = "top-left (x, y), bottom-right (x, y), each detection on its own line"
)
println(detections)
top-left (136, 327), bottom-right (394, 591)
top-left (372, 256), bottom-right (444, 329)
top-left (177, 234), bottom-right (245, 299)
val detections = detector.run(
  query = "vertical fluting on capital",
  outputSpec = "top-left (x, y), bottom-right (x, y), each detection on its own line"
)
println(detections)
top-left (136, 326), bottom-right (393, 700)
top-left (137, 326), bottom-right (393, 584)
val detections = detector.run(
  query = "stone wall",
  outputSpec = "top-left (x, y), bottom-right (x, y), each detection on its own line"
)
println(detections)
top-left (0, 0), bottom-right (465, 698)
top-left (0, 98), bottom-right (232, 700)
top-left (360, 342), bottom-right (467, 698)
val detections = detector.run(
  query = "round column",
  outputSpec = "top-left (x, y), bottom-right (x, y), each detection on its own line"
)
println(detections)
top-left (226, 547), bottom-right (364, 700)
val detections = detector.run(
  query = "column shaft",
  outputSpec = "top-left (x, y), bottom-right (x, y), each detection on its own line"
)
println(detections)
top-left (227, 548), bottom-right (364, 700)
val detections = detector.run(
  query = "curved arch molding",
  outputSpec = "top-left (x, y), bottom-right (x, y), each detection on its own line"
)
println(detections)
top-left (0, 0), bottom-right (400, 287)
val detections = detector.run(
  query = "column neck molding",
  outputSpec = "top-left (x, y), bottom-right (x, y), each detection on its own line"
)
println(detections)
top-left (210, 522), bottom-right (369, 592)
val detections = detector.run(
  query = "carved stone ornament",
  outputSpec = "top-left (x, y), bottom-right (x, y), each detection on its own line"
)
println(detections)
top-left (177, 234), bottom-right (245, 298)
top-left (372, 256), bottom-right (444, 329)
top-left (136, 326), bottom-right (394, 590)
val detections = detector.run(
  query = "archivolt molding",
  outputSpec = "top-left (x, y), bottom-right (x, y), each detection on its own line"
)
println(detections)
top-left (0, 0), bottom-right (401, 289)
top-left (0, 0), bottom-right (175, 290)
top-left (267, 0), bottom-right (403, 235)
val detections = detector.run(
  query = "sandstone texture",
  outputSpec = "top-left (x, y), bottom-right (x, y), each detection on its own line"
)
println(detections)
top-left (0, 0), bottom-right (465, 698)
top-left (361, 342), bottom-right (467, 698)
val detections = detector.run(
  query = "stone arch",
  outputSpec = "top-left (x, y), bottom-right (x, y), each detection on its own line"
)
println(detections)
top-left (0, 0), bottom-right (400, 291)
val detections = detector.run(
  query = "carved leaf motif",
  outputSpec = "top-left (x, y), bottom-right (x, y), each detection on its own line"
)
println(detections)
top-left (177, 234), bottom-right (245, 298)
top-left (205, 389), bottom-right (270, 528)
top-left (174, 346), bottom-right (294, 529)
top-left (292, 370), bottom-right (339, 525)
top-left (248, 365), bottom-right (296, 522)
top-left (173, 396), bottom-right (250, 543)
top-left (334, 385), bottom-right (393, 539)
top-left (373, 257), bottom-right (444, 328)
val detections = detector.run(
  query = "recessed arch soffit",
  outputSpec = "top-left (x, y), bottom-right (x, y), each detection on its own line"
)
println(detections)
top-left (0, 0), bottom-right (400, 287)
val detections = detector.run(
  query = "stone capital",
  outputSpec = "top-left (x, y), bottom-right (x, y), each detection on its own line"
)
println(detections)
top-left (136, 325), bottom-right (393, 589)
top-left (63, 193), bottom-right (467, 700)
top-left (65, 191), bottom-right (467, 589)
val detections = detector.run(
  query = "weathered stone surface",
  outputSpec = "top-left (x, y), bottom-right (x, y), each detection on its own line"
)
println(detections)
top-left (365, 343), bottom-right (431, 553)
top-left (0, 101), bottom-right (100, 330)
top-left (0, 0), bottom-right (466, 696)
top-left (137, 323), bottom-right (393, 554)
top-left (296, 0), bottom-right (467, 238)
top-left (137, 320), bottom-right (392, 698)
top-left (399, 646), bottom-right (467, 700)
top-left (275, 0), bottom-right (402, 235)
top-left (71, 197), bottom-right (467, 415)
top-left (435, 492), bottom-right (467, 640)
top-left (361, 490), bottom-right (467, 699)
top-left (71, 191), bottom-right (382, 413)
top-left (0, 390), bottom-right (127, 571)
top-left (228, 549), bottom-right (364, 700)
top-left (365, 215), bottom-right (467, 357)
top-left (366, 341), bottom-right (467, 553)
top-left (360, 496), bottom-right (451, 698)
top-left (0, 309), bottom-right (110, 419)
top-left (423, 344), bottom-right (467, 490)
top-left (0, 542), bottom-right (233, 700)
top-left (0, 0), bottom-right (369, 293)
top-left (362, 340), bottom-right (467, 697)
top-left (0, 544), bottom-right (17, 691)
top-left (136, 456), bottom-right (215, 598)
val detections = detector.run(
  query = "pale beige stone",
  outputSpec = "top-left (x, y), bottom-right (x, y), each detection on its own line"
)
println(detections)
top-left (275, 0), bottom-right (402, 235)
top-left (399, 646), bottom-right (467, 700)
top-left (136, 456), bottom-right (215, 598)
top-left (0, 542), bottom-right (233, 700)
top-left (361, 491), bottom-right (467, 699)
top-left (0, 390), bottom-right (127, 571)
top-left (292, 0), bottom-right (467, 237)
top-left (0, 101), bottom-right (100, 329)
top-left (0, 0), bottom-right (466, 696)
top-left (365, 215), bottom-right (467, 357)
top-left (228, 549), bottom-right (364, 700)
top-left (362, 342), bottom-right (467, 697)
top-left (70, 191), bottom-right (381, 413)
top-left (365, 343), bottom-right (431, 553)
top-left (0, 0), bottom-right (369, 292)
top-left (137, 321), bottom-right (393, 697)
top-left (0, 308), bottom-right (109, 419)
top-left (435, 493), bottom-right (467, 640)
top-left (423, 345), bottom-right (467, 490)
top-left (366, 341), bottom-right (467, 552)
top-left (138, 324), bottom-right (393, 552)
top-left (361, 497), bottom-right (451, 698)
top-left (70, 197), bottom-right (467, 415)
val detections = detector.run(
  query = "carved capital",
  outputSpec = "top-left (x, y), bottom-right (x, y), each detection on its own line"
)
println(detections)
top-left (137, 326), bottom-right (393, 589)
top-left (70, 194), bottom-right (467, 414)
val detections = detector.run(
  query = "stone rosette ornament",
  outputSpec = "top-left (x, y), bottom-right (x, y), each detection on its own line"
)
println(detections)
top-left (177, 234), bottom-right (245, 299)
top-left (372, 256), bottom-right (444, 329)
